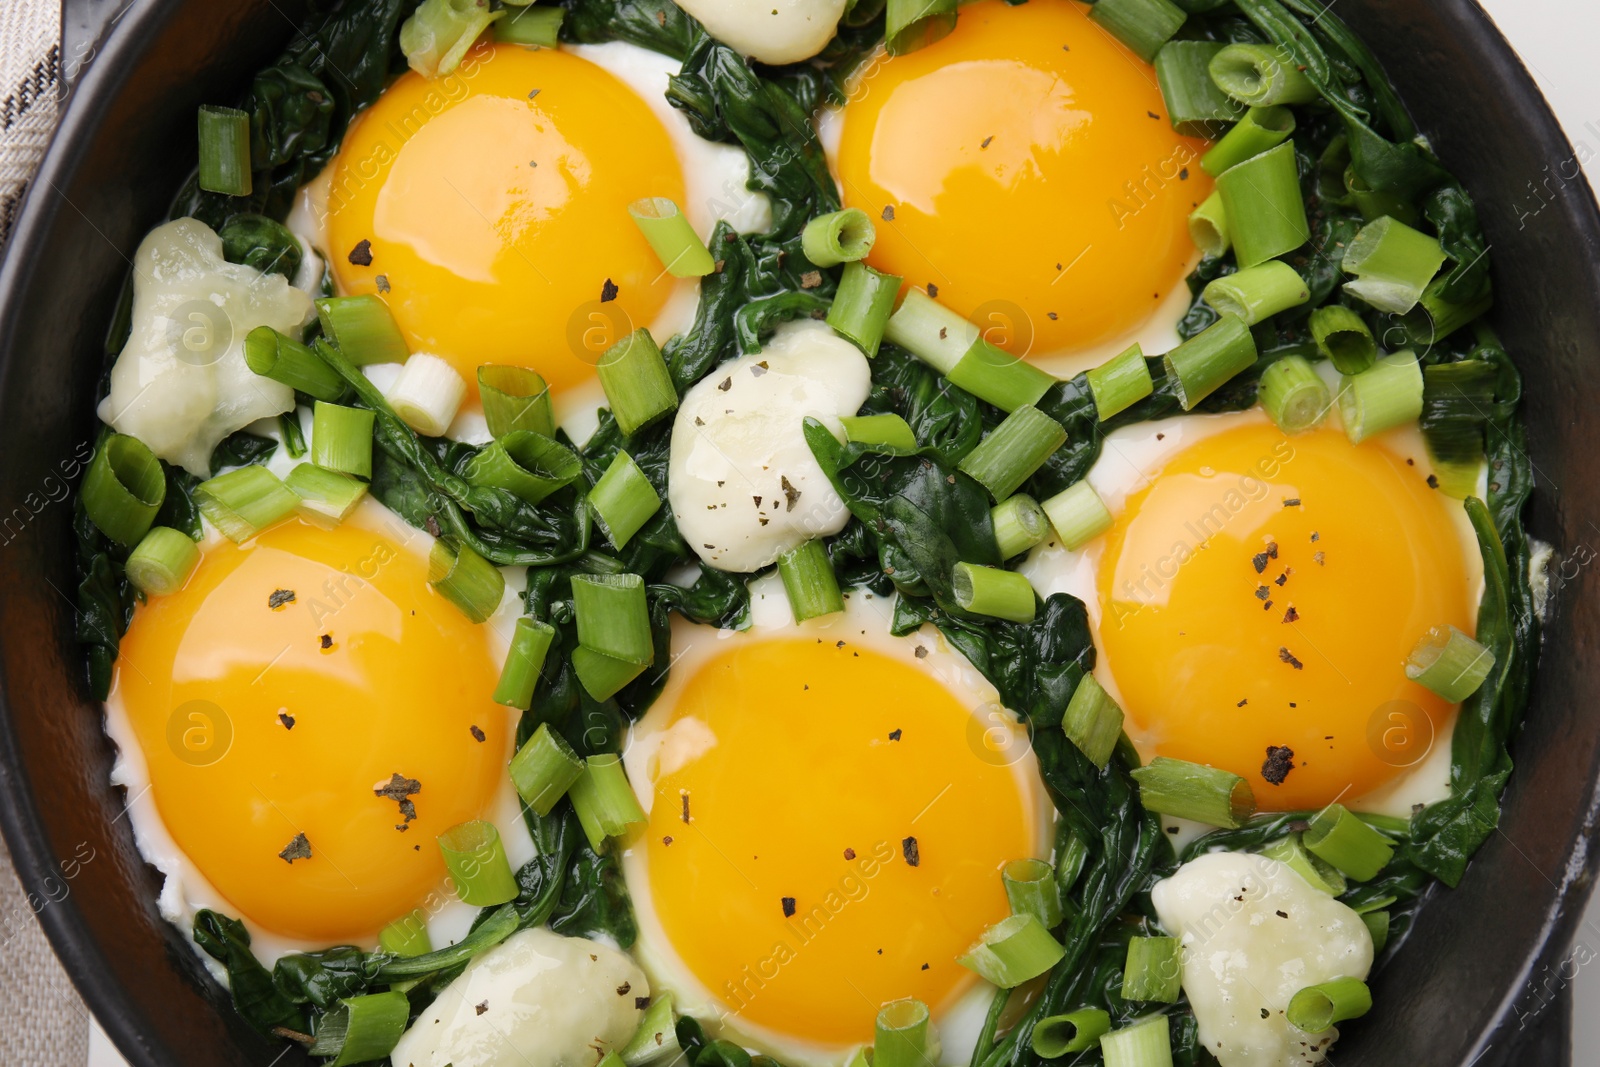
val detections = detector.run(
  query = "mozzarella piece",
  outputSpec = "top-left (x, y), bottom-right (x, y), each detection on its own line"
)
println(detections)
top-left (99, 218), bottom-right (312, 477)
top-left (1151, 852), bottom-right (1373, 1067)
top-left (672, 0), bottom-right (847, 65)
top-left (669, 320), bottom-right (870, 573)
top-left (391, 928), bottom-right (648, 1067)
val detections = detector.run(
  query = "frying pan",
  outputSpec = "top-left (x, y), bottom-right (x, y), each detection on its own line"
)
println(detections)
top-left (1, 1), bottom-right (1597, 1063)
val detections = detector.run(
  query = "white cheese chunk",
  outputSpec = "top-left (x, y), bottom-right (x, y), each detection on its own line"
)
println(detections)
top-left (391, 928), bottom-right (648, 1067)
top-left (99, 218), bottom-right (312, 477)
top-left (668, 320), bottom-right (870, 573)
top-left (1151, 852), bottom-right (1374, 1067)
top-left (671, 0), bottom-right (847, 65)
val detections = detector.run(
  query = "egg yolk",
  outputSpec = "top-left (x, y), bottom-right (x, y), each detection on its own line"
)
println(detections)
top-left (640, 637), bottom-right (1035, 1045)
top-left (834, 0), bottom-right (1211, 357)
top-left (1096, 420), bottom-right (1476, 810)
top-left (114, 518), bottom-right (510, 942)
top-left (326, 42), bottom-right (688, 395)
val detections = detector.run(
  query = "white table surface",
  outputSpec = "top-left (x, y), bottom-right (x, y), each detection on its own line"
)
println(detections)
top-left (84, 2), bottom-right (1600, 1064)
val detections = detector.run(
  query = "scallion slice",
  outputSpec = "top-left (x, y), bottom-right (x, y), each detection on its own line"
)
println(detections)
top-left (589, 451), bottom-right (662, 550)
top-left (438, 819), bottom-right (519, 906)
top-left (509, 720), bottom-right (584, 816)
top-left (1200, 105), bottom-right (1295, 177)
top-left (885, 289), bottom-right (978, 374)
top-left (828, 262), bottom-right (902, 358)
top-left (388, 352), bottom-right (467, 438)
top-left (284, 463), bottom-right (368, 527)
top-left (1262, 833), bottom-right (1346, 896)
top-left (952, 562), bottom-right (1036, 624)
top-left (841, 413), bottom-right (917, 450)
top-left (428, 540), bottom-right (504, 623)
top-left (1341, 216), bottom-right (1448, 315)
top-left (1309, 305), bottom-right (1377, 374)
top-left (874, 999), bottom-right (932, 1067)
top-left (957, 405), bottom-right (1067, 502)
top-left (1421, 358), bottom-right (1493, 497)
top-left (1188, 189), bottom-right (1230, 259)
top-left (1087, 344), bottom-right (1155, 422)
top-left (1338, 351), bottom-right (1423, 444)
top-left (622, 993), bottom-right (681, 1066)
top-left (195, 466), bottom-right (298, 543)
top-left (1041, 480), bottom-right (1112, 552)
top-left (598, 329), bottom-right (678, 437)
top-left (1121, 936), bottom-right (1182, 1003)
top-left (572, 573), bottom-right (653, 665)
top-left (1405, 624), bottom-right (1494, 702)
top-left (495, 3), bottom-right (564, 45)
top-left (244, 326), bottom-right (345, 401)
top-left (1087, 0), bottom-right (1186, 62)
top-left (1162, 315), bottom-right (1258, 410)
top-left (1209, 43), bottom-right (1318, 107)
top-left (957, 913), bottom-right (1065, 988)
top-left (1303, 803), bottom-right (1395, 881)
top-left (464, 430), bottom-right (583, 506)
top-left (992, 494), bottom-right (1049, 560)
top-left (316, 295), bottom-right (409, 366)
top-left (569, 753), bottom-right (646, 851)
top-left (1203, 261), bottom-right (1309, 325)
top-left (479, 365), bottom-right (555, 439)
top-left (1286, 978), bottom-right (1372, 1033)
top-left (1401, 275), bottom-right (1493, 347)
top-left (885, 0), bottom-right (956, 56)
top-left (400, 0), bottom-right (502, 78)
top-left (779, 540), bottom-right (845, 622)
top-left (1031, 1009), bottom-right (1111, 1058)
top-left (1002, 858), bottom-right (1063, 929)
top-left (1258, 355), bottom-right (1330, 434)
top-left (802, 208), bottom-right (876, 268)
top-left (571, 646), bottom-right (649, 702)
top-left (1098, 1015), bottom-right (1173, 1067)
top-left (311, 401), bottom-right (375, 479)
top-left (126, 527), bottom-right (200, 596)
top-left (84, 434), bottom-right (166, 546)
top-left (1346, 167), bottom-right (1417, 226)
top-left (947, 339), bottom-right (1057, 413)
top-left (378, 910), bottom-right (432, 957)
top-left (1130, 756), bottom-right (1256, 828)
top-left (1154, 41), bottom-right (1235, 138)
top-left (629, 198), bottom-right (715, 278)
top-left (308, 991), bottom-right (410, 1067)
top-left (1062, 673), bottom-right (1124, 769)
top-left (197, 105), bottom-right (252, 197)
top-left (495, 617), bottom-right (557, 711)
top-left (1215, 142), bottom-right (1309, 268)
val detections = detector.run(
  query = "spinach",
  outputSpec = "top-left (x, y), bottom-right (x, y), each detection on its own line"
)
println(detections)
top-left (194, 910), bottom-right (307, 1034)
top-left (218, 214), bottom-right (303, 280)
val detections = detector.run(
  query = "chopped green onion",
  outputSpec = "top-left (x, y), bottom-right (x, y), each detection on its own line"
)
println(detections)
top-left (428, 540), bottom-right (504, 623)
top-left (84, 434), bottom-right (166, 546)
top-left (197, 105), bottom-right (251, 197)
top-left (779, 540), bottom-right (845, 622)
top-left (195, 466), bottom-right (298, 543)
top-left (992, 494), bottom-right (1049, 560)
top-left (1420, 359), bottom-right (1494, 498)
top-left (1154, 41), bottom-right (1236, 138)
top-left (569, 753), bottom-right (646, 851)
top-left (1401, 275), bottom-right (1493, 347)
top-left (1337, 351), bottom-right (1423, 444)
top-left (1200, 105), bottom-right (1295, 177)
top-left (947, 339), bottom-right (1057, 413)
top-left (479, 365), bottom-right (555, 438)
top-left (841, 413), bottom-right (917, 450)
top-left (315, 295), bottom-right (409, 366)
top-left (1405, 624), bottom-right (1495, 702)
top-left (1163, 315), bottom-right (1258, 410)
top-left (572, 573), bottom-right (653, 665)
top-left (1062, 673), bottom-right (1124, 769)
top-left (629, 198), bottom-right (714, 278)
top-left (509, 720), bottom-right (584, 815)
top-left (885, 288), bottom-right (979, 374)
top-left (126, 527), bottom-right (200, 596)
top-left (1215, 142), bottom-right (1309, 268)
top-left (951, 562), bottom-right (1036, 624)
top-left (1203, 261), bottom-right (1309, 325)
top-left (598, 329), bottom-right (678, 437)
top-left (1262, 833), bottom-right (1346, 895)
top-left (308, 991), bottom-right (410, 1067)
top-left (378, 910), bottom-right (432, 957)
top-left (828, 262), bottom-right (902, 358)
top-left (1341, 216), bottom-right (1448, 315)
top-left (1188, 189), bottom-right (1230, 258)
top-left (874, 999), bottom-right (932, 1067)
top-left (957, 913), bottom-right (1065, 988)
top-left (1041, 480), bottom-right (1112, 552)
top-left (885, 0), bottom-right (956, 56)
top-left (284, 463), bottom-right (368, 527)
top-left (400, 0), bottom-right (502, 78)
top-left (1258, 354), bottom-right (1330, 434)
top-left (1286, 978), bottom-right (1372, 1033)
top-left (438, 819), bottom-right (518, 906)
top-left (495, 3), bottom-right (564, 45)
top-left (1209, 43), bottom-right (1318, 106)
top-left (1098, 1015), bottom-right (1173, 1067)
top-left (958, 405), bottom-right (1067, 502)
top-left (1121, 936), bottom-right (1182, 1003)
top-left (1130, 756), bottom-right (1256, 829)
top-left (244, 326), bottom-right (345, 401)
top-left (280, 410), bottom-right (307, 459)
top-left (1031, 1009), bottom-right (1111, 1058)
top-left (589, 451), bottom-right (662, 550)
top-left (1087, 344), bottom-right (1155, 421)
top-left (571, 646), bottom-right (648, 702)
top-left (1361, 909), bottom-right (1390, 953)
top-left (388, 352), bottom-right (467, 437)
top-left (1309, 305), bottom-right (1377, 374)
top-left (1087, 0), bottom-right (1186, 62)
top-left (1304, 803), bottom-right (1395, 881)
top-left (1002, 858), bottom-right (1063, 929)
top-left (803, 208), bottom-right (876, 268)
top-left (495, 617), bottom-right (557, 710)
top-left (464, 430), bottom-right (583, 505)
top-left (1346, 168), bottom-right (1419, 227)
top-left (311, 401), bottom-right (375, 479)
top-left (622, 994), bottom-right (681, 1067)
